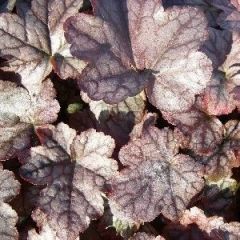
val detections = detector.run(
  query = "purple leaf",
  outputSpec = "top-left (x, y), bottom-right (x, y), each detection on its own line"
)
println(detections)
top-left (130, 232), bottom-right (165, 240)
top-left (65, 0), bottom-right (212, 111)
top-left (0, 79), bottom-right (59, 161)
top-left (0, 164), bottom-right (20, 240)
top-left (0, 0), bottom-right (85, 94)
top-left (20, 123), bottom-right (118, 240)
top-left (109, 115), bottom-right (204, 222)
top-left (180, 207), bottom-right (240, 239)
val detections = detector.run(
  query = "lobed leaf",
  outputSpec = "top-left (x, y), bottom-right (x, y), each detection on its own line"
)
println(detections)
top-left (163, 108), bottom-right (240, 178)
top-left (109, 115), bottom-right (204, 222)
top-left (180, 207), bottom-right (240, 239)
top-left (212, 0), bottom-right (240, 32)
top-left (0, 0), bottom-right (86, 94)
top-left (28, 209), bottom-right (59, 240)
top-left (162, 107), bottom-right (224, 155)
top-left (20, 123), bottom-right (118, 240)
top-left (0, 79), bottom-right (59, 161)
top-left (201, 120), bottom-right (240, 178)
top-left (65, 0), bottom-right (212, 111)
top-left (0, 164), bottom-right (20, 240)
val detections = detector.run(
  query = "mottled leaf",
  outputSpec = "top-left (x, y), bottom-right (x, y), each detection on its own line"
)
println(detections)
top-left (81, 91), bottom-right (146, 147)
top-left (162, 107), bottom-right (224, 155)
top-left (0, 202), bottom-right (19, 240)
top-left (109, 115), bottom-right (204, 222)
top-left (28, 209), bottom-right (59, 240)
top-left (0, 164), bottom-right (20, 202)
top-left (163, 106), bottom-right (240, 178)
top-left (197, 71), bottom-right (237, 115)
top-left (180, 207), bottom-right (240, 239)
top-left (0, 79), bottom-right (59, 160)
top-left (201, 28), bottom-right (232, 69)
top-left (199, 120), bottom-right (240, 178)
top-left (0, 0), bottom-right (85, 94)
top-left (20, 123), bottom-right (118, 240)
top-left (65, 0), bottom-right (212, 111)
top-left (212, 0), bottom-right (240, 32)
top-left (0, 164), bottom-right (20, 240)
top-left (222, 31), bottom-right (240, 107)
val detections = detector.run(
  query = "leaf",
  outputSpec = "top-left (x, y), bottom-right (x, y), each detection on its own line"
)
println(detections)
top-left (109, 115), bottom-right (204, 222)
top-left (162, 107), bottom-right (224, 155)
top-left (163, 0), bottom-right (221, 28)
top-left (180, 207), bottom-right (240, 239)
top-left (81, 91), bottom-right (146, 147)
top-left (65, 12), bottom-right (152, 104)
top-left (0, 79), bottom-right (60, 160)
top-left (0, 0), bottom-right (86, 94)
top-left (197, 71), bottom-right (237, 116)
top-left (130, 232), bottom-right (165, 240)
top-left (224, 120), bottom-right (240, 160)
top-left (0, 164), bottom-right (20, 240)
top-left (28, 209), bottom-right (59, 240)
top-left (20, 123), bottom-right (118, 240)
top-left (212, 0), bottom-right (240, 32)
top-left (200, 28), bottom-right (232, 69)
top-left (0, 164), bottom-right (20, 202)
top-left (199, 120), bottom-right (240, 179)
top-left (163, 107), bottom-right (240, 178)
top-left (65, 0), bottom-right (212, 111)
top-left (210, 32), bottom-right (240, 113)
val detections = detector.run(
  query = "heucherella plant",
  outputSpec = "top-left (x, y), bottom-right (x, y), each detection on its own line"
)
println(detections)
top-left (0, 0), bottom-right (239, 239)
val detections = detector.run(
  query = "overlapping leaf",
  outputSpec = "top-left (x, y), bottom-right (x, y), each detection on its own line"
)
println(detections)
top-left (201, 28), bottom-right (232, 69)
top-left (81, 91), bottom-right (146, 147)
top-left (0, 0), bottom-right (86, 94)
top-left (199, 31), bottom-right (240, 115)
top-left (65, 0), bottom-right (212, 112)
top-left (28, 209), bottom-right (58, 240)
top-left (162, 107), bottom-right (224, 155)
top-left (0, 163), bottom-right (20, 240)
top-left (20, 123), bottom-right (118, 240)
top-left (180, 207), bottom-right (240, 239)
top-left (163, 107), bottom-right (240, 178)
top-left (109, 114), bottom-right (204, 223)
top-left (212, 0), bottom-right (240, 32)
top-left (0, 79), bottom-right (59, 161)
top-left (197, 120), bottom-right (240, 178)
